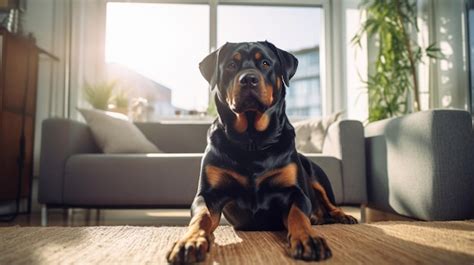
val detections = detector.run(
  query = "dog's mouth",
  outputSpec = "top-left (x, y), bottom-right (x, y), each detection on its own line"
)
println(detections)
top-left (229, 92), bottom-right (269, 114)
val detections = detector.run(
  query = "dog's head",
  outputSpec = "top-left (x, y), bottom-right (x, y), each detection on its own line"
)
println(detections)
top-left (199, 41), bottom-right (298, 133)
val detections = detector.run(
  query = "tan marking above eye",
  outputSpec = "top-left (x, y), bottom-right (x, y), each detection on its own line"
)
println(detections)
top-left (233, 52), bottom-right (242, 61)
top-left (206, 165), bottom-right (248, 188)
top-left (255, 52), bottom-right (262, 60)
top-left (256, 163), bottom-right (297, 188)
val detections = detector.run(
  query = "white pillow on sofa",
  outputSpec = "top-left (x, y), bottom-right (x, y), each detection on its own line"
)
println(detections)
top-left (77, 108), bottom-right (160, 154)
top-left (293, 112), bottom-right (343, 153)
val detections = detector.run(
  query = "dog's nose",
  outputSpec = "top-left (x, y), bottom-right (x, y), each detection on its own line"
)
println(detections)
top-left (239, 73), bottom-right (259, 88)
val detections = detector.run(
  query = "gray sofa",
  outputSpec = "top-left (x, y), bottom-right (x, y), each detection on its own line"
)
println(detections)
top-left (365, 109), bottom-right (474, 221)
top-left (38, 118), bottom-right (366, 224)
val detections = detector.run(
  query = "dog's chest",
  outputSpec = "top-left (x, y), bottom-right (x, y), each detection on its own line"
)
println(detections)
top-left (224, 189), bottom-right (290, 230)
top-left (233, 164), bottom-right (298, 212)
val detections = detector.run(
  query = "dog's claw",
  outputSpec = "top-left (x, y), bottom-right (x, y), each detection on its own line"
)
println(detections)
top-left (338, 214), bottom-right (358, 224)
top-left (288, 230), bottom-right (332, 261)
top-left (166, 231), bottom-right (211, 264)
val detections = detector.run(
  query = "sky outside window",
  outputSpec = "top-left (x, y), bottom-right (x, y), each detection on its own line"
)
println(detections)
top-left (218, 5), bottom-right (321, 51)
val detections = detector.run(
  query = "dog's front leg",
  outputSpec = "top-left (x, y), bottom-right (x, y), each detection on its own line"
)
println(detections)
top-left (284, 203), bottom-right (332, 261)
top-left (167, 196), bottom-right (221, 264)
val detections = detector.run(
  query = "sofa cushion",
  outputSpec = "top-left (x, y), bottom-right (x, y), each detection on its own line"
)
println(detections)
top-left (135, 122), bottom-right (210, 153)
top-left (63, 154), bottom-right (202, 206)
top-left (293, 112), bottom-right (342, 153)
top-left (78, 108), bottom-right (160, 154)
top-left (62, 154), bottom-right (343, 206)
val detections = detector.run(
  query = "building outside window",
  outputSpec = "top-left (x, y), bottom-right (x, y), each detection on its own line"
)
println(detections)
top-left (286, 46), bottom-right (321, 117)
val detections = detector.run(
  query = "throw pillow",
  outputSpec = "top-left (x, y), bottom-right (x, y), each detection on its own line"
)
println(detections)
top-left (293, 111), bottom-right (343, 153)
top-left (77, 108), bottom-right (161, 153)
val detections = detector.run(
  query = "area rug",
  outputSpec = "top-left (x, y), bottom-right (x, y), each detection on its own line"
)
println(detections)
top-left (0, 221), bottom-right (473, 264)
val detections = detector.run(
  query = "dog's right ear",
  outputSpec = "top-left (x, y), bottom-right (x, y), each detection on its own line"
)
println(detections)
top-left (199, 47), bottom-right (222, 90)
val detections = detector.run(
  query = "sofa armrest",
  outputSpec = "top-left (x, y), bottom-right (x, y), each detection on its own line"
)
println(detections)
top-left (322, 120), bottom-right (366, 205)
top-left (38, 118), bottom-right (100, 204)
top-left (365, 109), bottom-right (474, 220)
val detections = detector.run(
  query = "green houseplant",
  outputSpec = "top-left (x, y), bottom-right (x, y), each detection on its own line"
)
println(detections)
top-left (111, 89), bottom-right (130, 115)
top-left (352, 0), bottom-right (441, 122)
top-left (83, 81), bottom-right (116, 110)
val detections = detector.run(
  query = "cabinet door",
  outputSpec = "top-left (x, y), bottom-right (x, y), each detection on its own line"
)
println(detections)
top-left (0, 33), bottom-right (36, 201)
top-left (3, 35), bottom-right (29, 113)
top-left (0, 112), bottom-right (30, 200)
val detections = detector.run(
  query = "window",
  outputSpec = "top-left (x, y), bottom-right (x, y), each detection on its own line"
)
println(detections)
top-left (106, 1), bottom-right (323, 121)
top-left (106, 3), bottom-right (209, 120)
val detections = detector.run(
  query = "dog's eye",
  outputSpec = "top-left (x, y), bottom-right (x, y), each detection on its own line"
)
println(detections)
top-left (227, 62), bottom-right (237, 70)
top-left (262, 60), bottom-right (271, 68)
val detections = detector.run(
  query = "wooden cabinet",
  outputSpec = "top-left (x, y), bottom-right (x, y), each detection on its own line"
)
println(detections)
top-left (0, 27), bottom-right (38, 206)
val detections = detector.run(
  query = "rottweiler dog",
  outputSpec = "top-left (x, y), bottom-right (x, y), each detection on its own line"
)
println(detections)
top-left (166, 41), bottom-right (357, 264)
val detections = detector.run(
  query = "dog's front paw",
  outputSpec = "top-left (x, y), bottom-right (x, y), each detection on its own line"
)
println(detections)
top-left (287, 230), bottom-right (332, 261)
top-left (166, 230), bottom-right (212, 264)
top-left (331, 210), bottom-right (358, 224)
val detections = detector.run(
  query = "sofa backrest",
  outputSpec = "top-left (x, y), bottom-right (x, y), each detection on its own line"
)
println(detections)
top-left (135, 122), bottom-right (211, 153)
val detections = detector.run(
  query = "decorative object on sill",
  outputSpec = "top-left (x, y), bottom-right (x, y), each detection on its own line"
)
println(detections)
top-left (83, 80), bottom-right (116, 111)
top-left (352, 0), bottom-right (443, 122)
top-left (77, 108), bottom-right (161, 154)
top-left (293, 111), bottom-right (343, 153)
top-left (130, 97), bottom-right (151, 122)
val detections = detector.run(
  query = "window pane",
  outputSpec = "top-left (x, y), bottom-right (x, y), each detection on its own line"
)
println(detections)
top-left (106, 3), bottom-right (209, 120)
top-left (218, 5), bottom-right (322, 118)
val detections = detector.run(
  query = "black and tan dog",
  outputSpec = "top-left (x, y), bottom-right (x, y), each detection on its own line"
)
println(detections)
top-left (166, 41), bottom-right (357, 264)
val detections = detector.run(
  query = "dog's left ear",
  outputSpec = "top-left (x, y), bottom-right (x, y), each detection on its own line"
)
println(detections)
top-left (264, 41), bottom-right (298, 87)
top-left (199, 46), bottom-right (224, 90)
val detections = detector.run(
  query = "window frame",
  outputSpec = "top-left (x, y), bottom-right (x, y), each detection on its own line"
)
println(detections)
top-left (107, 0), bottom-right (336, 116)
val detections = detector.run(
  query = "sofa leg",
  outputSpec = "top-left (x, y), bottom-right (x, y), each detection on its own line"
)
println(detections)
top-left (360, 204), bottom-right (367, 223)
top-left (95, 209), bottom-right (101, 225)
top-left (67, 208), bottom-right (74, 226)
top-left (41, 205), bottom-right (48, 227)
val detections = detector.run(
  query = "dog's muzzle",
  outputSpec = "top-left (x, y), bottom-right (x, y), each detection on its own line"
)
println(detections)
top-left (228, 70), bottom-right (268, 113)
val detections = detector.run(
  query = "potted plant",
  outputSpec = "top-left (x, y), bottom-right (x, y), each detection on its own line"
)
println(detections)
top-left (111, 89), bottom-right (129, 115)
top-left (352, 0), bottom-right (441, 122)
top-left (83, 81), bottom-right (116, 111)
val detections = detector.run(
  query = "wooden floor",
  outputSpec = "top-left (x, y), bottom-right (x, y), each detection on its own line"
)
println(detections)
top-left (1, 207), bottom-right (368, 227)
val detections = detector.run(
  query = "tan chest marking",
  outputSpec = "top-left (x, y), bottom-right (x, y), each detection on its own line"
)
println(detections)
top-left (206, 165), bottom-right (248, 188)
top-left (254, 112), bottom-right (270, 132)
top-left (233, 113), bottom-right (248, 133)
top-left (256, 163), bottom-right (297, 188)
